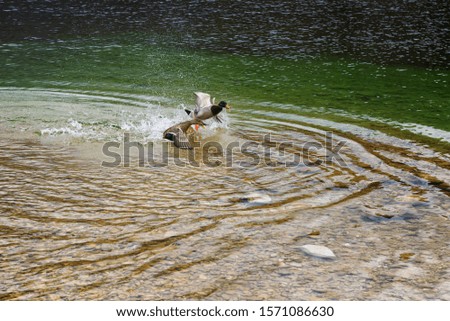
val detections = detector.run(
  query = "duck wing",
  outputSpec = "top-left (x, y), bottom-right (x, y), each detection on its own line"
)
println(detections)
top-left (194, 92), bottom-right (213, 109)
top-left (173, 127), bottom-right (192, 149)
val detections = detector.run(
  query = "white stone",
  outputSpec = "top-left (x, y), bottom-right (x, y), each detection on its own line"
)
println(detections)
top-left (299, 244), bottom-right (336, 259)
top-left (243, 192), bottom-right (272, 204)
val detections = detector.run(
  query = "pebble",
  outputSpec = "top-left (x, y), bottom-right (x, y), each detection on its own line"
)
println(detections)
top-left (299, 244), bottom-right (336, 259)
top-left (241, 192), bottom-right (272, 205)
top-left (198, 274), bottom-right (208, 280)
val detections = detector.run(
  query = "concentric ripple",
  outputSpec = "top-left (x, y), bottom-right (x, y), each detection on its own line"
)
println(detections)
top-left (0, 88), bottom-right (449, 300)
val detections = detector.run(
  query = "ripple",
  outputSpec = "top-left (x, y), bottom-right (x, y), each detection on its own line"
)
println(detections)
top-left (0, 88), bottom-right (449, 300)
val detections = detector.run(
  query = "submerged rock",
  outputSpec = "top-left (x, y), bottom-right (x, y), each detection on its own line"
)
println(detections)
top-left (299, 244), bottom-right (336, 259)
top-left (240, 192), bottom-right (272, 205)
top-left (308, 230), bottom-right (321, 238)
top-left (399, 252), bottom-right (415, 261)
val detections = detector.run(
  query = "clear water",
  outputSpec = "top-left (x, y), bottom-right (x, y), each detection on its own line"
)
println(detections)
top-left (0, 1), bottom-right (449, 300)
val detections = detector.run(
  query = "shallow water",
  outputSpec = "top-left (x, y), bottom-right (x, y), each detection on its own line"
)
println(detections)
top-left (0, 1), bottom-right (449, 300)
top-left (0, 87), bottom-right (449, 300)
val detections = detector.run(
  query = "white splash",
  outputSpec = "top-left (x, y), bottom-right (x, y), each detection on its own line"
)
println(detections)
top-left (41, 119), bottom-right (87, 138)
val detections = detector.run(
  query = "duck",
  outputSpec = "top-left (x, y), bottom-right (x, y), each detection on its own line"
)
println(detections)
top-left (185, 92), bottom-right (231, 126)
top-left (163, 119), bottom-right (206, 149)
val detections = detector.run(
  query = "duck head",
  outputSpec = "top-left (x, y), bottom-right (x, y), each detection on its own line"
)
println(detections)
top-left (218, 101), bottom-right (231, 110)
top-left (164, 132), bottom-right (175, 141)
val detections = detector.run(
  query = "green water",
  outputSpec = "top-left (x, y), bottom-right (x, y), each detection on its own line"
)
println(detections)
top-left (1, 34), bottom-right (449, 140)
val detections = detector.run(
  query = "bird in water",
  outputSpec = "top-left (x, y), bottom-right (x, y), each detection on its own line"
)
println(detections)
top-left (163, 119), bottom-right (206, 149)
top-left (185, 92), bottom-right (231, 129)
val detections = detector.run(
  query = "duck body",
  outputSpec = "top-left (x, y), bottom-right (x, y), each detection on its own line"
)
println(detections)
top-left (163, 119), bottom-right (206, 149)
top-left (185, 92), bottom-right (231, 123)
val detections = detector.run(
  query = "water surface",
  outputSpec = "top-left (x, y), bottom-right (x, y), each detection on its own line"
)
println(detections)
top-left (0, 1), bottom-right (449, 300)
